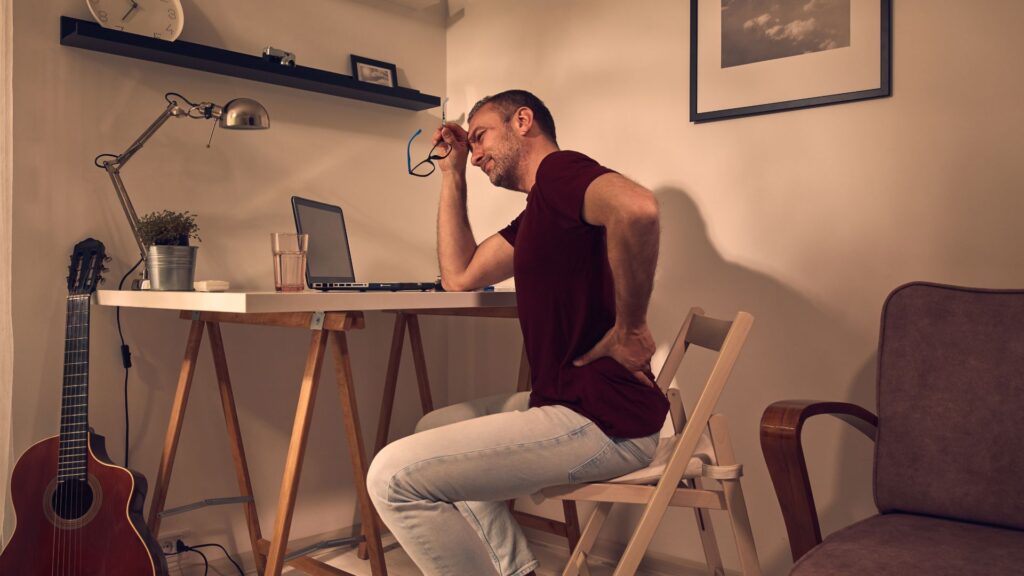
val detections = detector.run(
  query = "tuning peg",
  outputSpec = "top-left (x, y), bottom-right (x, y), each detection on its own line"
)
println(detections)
top-left (101, 266), bottom-right (110, 272)
top-left (103, 255), bottom-right (112, 263)
top-left (99, 278), bottom-right (107, 284)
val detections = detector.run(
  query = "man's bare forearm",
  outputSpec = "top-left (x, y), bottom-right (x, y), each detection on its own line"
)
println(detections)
top-left (605, 206), bottom-right (659, 329)
top-left (437, 171), bottom-right (478, 287)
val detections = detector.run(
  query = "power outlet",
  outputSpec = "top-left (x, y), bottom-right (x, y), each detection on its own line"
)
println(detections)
top-left (157, 529), bottom-right (191, 556)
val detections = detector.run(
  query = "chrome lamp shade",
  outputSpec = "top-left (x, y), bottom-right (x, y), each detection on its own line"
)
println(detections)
top-left (217, 98), bottom-right (271, 129)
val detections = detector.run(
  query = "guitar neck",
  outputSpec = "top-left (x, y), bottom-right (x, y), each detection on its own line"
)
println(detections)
top-left (59, 293), bottom-right (91, 482)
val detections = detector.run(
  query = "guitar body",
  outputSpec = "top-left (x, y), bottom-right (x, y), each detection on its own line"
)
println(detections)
top-left (0, 432), bottom-right (167, 576)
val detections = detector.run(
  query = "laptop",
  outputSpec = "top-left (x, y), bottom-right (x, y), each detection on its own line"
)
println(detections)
top-left (292, 196), bottom-right (439, 291)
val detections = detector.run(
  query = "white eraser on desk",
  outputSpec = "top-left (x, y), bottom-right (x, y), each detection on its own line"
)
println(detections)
top-left (194, 280), bottom-right (230, 292)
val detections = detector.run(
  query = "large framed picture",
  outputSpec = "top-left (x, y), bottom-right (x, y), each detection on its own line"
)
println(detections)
top-left (351, 54), bottom-right (398, 88)
top-left (690, 0), bottom-right (891, 122)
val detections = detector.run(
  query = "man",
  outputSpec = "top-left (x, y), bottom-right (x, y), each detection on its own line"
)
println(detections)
top-left (367, 90), bottom-right (668, 576)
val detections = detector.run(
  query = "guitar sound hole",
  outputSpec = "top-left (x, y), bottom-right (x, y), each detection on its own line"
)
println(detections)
top-left (51, 479), bottom-right (94, 521)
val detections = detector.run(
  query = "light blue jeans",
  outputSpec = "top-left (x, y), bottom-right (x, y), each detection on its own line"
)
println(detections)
top-left (366, 391), bottom-right (659, 576)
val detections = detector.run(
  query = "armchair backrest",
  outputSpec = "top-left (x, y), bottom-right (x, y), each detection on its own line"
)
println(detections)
top-left (874, 282), bottom-right (1024, 530)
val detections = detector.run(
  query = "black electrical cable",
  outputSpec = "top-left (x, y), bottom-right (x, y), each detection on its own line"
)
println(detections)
top-left (164, 547), bottom-right (208, 576)
top-left (190, 543), bottom-right (245, 576)
top-left (165, 91), bottom-right (197, 108)
top-left (94, 153), bottom-right (119, 168)
top-left (116, 257), bottom-right (143, 467)
top-left (172, 540), bottom-right (243, 576)
top-left (187, 548), bottom-right (209, 576)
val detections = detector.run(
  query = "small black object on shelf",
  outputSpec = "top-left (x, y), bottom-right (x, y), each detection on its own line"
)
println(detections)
top-left (60, 16), bottom-right (440, 112)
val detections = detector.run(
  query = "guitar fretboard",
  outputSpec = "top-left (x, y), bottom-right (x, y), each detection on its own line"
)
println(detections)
top-left (58, 294), bottom-right (90, 482)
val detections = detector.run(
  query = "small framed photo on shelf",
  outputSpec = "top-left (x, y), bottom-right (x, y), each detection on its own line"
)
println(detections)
top-left (351, 55), bottom-right (398, 88)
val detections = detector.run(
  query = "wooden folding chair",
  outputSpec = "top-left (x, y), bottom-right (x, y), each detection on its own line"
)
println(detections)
top-left (537, 308), bottom-right (760, 576)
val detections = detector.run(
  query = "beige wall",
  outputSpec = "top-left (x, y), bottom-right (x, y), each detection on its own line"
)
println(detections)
top-left (447, 0), bottom-right (1024, 574)
top-left (6, 0), bottom-right (452, 559)
top-left (8, 0), bottom-right (1024, 574)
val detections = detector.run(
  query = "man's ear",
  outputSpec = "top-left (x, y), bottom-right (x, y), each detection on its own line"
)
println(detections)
top-left (513, 106), bottom-right (535, 136)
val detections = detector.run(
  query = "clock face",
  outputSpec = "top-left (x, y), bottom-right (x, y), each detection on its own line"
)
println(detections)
top-left (87, 0), bottom-right (184, 41)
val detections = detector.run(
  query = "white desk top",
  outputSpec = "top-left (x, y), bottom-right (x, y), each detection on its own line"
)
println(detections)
top-left (95, 289), bottom-right (518, 314)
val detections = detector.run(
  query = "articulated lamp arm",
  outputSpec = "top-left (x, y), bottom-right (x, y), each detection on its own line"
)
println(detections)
top-left (96, 94), bottom-right (270, 264)
top-left (101, 101), bottom-right (187, 261)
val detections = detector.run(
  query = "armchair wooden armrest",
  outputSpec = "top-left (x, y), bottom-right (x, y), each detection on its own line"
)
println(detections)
top-left (760, 400), bottom-right (879, 562)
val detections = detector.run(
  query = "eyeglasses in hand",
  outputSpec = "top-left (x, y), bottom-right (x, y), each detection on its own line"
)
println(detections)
top-left (407, 97), bottom-right (450, 177)
top-left (407, 128), bottom-right (452, 177)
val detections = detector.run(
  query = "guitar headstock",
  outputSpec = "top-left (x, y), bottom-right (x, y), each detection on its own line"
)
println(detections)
top-left (67, 238), bottom-right (108, 295)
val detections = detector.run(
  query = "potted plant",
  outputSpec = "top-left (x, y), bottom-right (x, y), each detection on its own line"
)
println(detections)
top-left (138, 210), bottom-right (201, 291)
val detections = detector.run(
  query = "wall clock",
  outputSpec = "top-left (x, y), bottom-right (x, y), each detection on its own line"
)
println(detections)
top-left (87, 0), bottom-right (184, 41)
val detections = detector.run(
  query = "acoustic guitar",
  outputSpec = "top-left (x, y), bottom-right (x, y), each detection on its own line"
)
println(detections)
top-left (0, 238), bottom-right (167, 576)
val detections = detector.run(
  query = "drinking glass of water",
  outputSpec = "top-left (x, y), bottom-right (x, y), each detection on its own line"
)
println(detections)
top-left (271, 232), bottom-right (309, 292)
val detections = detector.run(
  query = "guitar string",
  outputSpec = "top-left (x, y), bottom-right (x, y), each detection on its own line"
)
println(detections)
top-left (75, 294), bottom-right (84, 576)
top-left (51, 294), bottom-right (69, 576)
top-left (67, 294), bottom-right (81, 576)
top-left (59, 295), bottom-right (76, 575)
top-left (67, 294), bottom-right (78, 576)
top-left (68, 293), bottom-right (87, 575)
top-left (73, 294), bottom-right (86, 575)
top-left (75, 264), bottom-right (94, 575)
top-left (75, 292), bottom-right (89, 575)
top-left (69, 295), bottom-right (77, 576)
top-left (63, 293), bottom-right (77, 576)
top-left (82, 293), bottom-right (90, 574)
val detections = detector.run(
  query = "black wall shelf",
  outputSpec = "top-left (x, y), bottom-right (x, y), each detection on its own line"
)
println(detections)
top-left (60, 16), bottom-right (440, 111)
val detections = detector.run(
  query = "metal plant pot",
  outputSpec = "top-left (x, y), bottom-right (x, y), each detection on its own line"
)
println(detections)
top-left (146, 245), bottom-right (198, 291)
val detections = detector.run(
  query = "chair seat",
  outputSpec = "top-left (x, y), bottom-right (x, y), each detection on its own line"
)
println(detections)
top-left (607, 429), bottom-right (715, 485)
top-left (791, 513), bottom-right (1024, 576)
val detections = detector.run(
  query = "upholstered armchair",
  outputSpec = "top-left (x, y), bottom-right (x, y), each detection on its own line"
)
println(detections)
top-left (761, 282), bottom-right (1024, 575)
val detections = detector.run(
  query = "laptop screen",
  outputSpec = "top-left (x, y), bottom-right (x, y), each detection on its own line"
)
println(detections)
top-left (292, 197), bottom-right (355, 282)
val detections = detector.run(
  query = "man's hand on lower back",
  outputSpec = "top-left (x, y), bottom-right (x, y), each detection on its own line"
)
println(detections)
top-left (573, 323), bottom-right (657, 387)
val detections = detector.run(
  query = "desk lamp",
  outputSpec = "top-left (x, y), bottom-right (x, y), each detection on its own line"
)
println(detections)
top-left (95, 92), bottom-right (270, 263)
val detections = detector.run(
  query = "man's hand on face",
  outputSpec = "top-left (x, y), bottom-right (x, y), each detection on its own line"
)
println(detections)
top-left (573, 324), bottom-right (657, 388)
top-left (432, 122), bottom-right (470, 175)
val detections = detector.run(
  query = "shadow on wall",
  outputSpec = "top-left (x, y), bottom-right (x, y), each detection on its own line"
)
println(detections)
top-left (640, 187), bottom-right (877, 575)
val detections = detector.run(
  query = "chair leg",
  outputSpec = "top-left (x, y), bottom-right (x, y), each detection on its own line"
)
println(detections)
top-left (562, 501), bottom-right (582, 553)
top-left (709, 414), bottom-right (762, 576)
top-left (563, 502), bottom-right (612, 576)
top-left (690, 478), bottom-right (725, 576)
top-left (577, 552), bottom-right (592, 576)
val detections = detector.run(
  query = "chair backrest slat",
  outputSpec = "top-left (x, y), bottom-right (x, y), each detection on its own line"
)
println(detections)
top-left (687, 314), bottom-right (733, 352)
top-left (655, 308), bottom-right (752, 437)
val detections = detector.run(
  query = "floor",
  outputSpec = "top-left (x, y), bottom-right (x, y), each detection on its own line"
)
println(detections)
top-left (289, 533), bottom-right (667, 576)
top-left (168, 532), bottom-right (672, 575)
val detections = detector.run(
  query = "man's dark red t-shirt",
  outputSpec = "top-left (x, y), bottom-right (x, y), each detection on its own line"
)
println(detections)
top-left (499, 150), bottom-right (668, 439)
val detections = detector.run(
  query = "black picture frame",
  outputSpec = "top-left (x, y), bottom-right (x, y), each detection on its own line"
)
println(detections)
top-left (350, 54), bottom-right (398, 89)
top-left (690, 0), bottom-right (891, 123)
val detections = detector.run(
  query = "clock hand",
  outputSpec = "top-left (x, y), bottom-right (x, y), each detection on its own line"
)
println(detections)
top-left (121, 1), bottom-right (139, 22)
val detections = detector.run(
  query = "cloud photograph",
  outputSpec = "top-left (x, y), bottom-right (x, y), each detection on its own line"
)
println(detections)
top-left (722, 0), bottom-right (851, 68)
